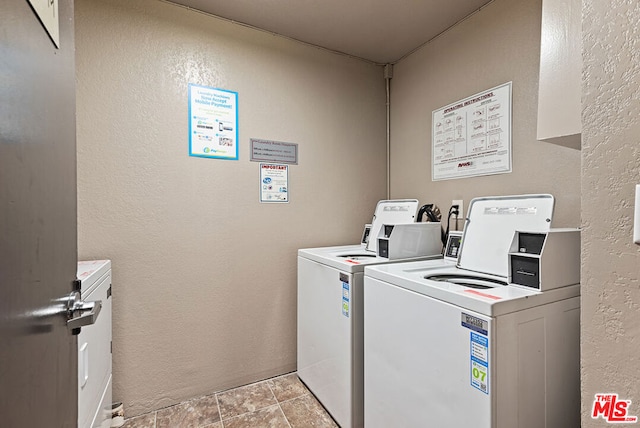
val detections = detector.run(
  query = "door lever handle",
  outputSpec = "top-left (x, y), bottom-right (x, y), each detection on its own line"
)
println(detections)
top-left (66, 290), bottom-right (102, 332)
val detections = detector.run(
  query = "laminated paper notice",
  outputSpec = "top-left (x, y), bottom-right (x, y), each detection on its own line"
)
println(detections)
top-left (189, 84), bottom-right (238, 160)
top-left (432, 82), bottom-right (512, 181)
top-left (260, 163), bottom-right (288, 203)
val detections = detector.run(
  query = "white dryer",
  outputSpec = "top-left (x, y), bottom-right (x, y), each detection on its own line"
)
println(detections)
top-left (297, 199), bottom-right (442, 428)
top-left (363, 194), bottom-right (581, 428)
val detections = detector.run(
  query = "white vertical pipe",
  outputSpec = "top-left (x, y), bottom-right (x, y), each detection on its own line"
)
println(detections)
top-left (384, 64), bottom-right (393, 199)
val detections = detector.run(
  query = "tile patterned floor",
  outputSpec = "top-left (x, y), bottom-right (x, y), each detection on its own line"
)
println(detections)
top-left (122, 373), bottom-right (339, 428)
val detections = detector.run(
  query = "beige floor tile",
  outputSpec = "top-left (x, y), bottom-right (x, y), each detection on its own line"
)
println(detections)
top-left (156, 394), bottom-right (220, 428)
top-left (267, 373), bottom-right (308, 402)
top-left (217, 381), bottom-right (277, 420)
top-left (123, 412), bottom-right (156, 428)
top-left (120, 374), bottom-right (336, 428)
top-left (280, 393), bottom-right (338, 428)
top-left (222, 405), bottom-right (289, 428)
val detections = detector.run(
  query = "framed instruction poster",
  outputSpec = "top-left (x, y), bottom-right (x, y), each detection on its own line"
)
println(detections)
top-left (432, 82), bottom-right (512, 181)
top-left (189, 84), bottom-right (238, 160)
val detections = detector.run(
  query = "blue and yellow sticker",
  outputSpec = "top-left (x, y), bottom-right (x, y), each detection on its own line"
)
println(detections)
top-left (342, 281), bottom-right (350, 318)
top-left (470, 332), bottom-right (489, 394)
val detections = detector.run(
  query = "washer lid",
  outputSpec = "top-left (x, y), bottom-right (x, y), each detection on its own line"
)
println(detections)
top-left (298, 245), bottom-right (395, 273)
top-left (457, 194), bottom-right (554, 278)
top-left (365, 199), bottom-right (420, 253)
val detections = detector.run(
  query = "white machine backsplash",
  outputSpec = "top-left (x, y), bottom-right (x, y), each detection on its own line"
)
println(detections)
top-left (457, 194), bottom-right (554, 278)
top-left (365, 199), bottom-right (419, 254)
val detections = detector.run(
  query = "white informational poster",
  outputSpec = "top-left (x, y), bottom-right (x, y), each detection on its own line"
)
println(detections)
top-left (432, 82), bottom-right (512, 181)
top-left (260, 163), bottom-right (289, 203)
top-left (189, 84), bottom-right (238, 160)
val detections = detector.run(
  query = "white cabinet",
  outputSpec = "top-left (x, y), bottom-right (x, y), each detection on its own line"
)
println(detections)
top-left (77, 260), bottom-right (112, 428)
top-left (536, 0), bottom-right (581, 149)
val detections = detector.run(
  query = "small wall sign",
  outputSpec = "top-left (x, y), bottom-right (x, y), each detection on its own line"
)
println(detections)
top-left (250, 139), bottom-right (298, 164)
top-left (259, 163), bottom-right (289, 203)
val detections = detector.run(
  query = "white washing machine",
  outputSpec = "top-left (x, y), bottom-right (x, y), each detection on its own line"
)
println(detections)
top-left (363, 194), bottom-right (581, 428)
top-left (297, 199), bottom-right (443, 428)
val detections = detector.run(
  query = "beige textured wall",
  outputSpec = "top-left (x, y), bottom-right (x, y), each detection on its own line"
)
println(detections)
top-left (75, 0), bottom-right (386, 416)
top-left (389, 0), bottom-right (580, 228)
top-left (582, 1), bottom-right (640, 426)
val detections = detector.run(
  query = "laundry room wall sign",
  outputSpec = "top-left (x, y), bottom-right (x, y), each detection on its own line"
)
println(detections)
top-left (259, 163), bottom-right (288, 203)
top-left (188, 84), bottom-right (239, 160)
top-left (250, 138), bottom-right (298, 164)
top-left (432, 82), bottom-right (512, 181)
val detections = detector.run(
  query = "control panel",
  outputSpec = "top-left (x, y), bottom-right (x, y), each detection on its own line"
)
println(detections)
top-left (508, 229), bottom-right (580, 291)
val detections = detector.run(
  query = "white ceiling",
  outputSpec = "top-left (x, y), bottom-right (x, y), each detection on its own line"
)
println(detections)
top-left (168, 0), bottom-right (493, 64)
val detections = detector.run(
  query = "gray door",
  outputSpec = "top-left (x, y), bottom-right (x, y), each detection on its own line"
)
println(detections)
top-left (0, 0), bottom-right (78, 426)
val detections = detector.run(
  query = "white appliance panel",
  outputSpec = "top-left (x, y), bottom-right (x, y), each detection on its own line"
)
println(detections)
top-left (493, 298), bottom-right (580, 428)
top-left (297, 256), bottom-right (363, 428)
top-left (90, 375), bottom-right (112, 428)
top-left (77, 261), bottom-right (112, 428)
top-left (364, 276), bottom-right (492, 428)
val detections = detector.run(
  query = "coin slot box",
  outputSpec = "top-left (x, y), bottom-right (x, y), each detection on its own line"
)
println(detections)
top-left (517, 233), bottom-right (546, 254)
top-left (508, 229), bottom-right (580, 291)
top-left (511, 255), bottom-right (540, 288)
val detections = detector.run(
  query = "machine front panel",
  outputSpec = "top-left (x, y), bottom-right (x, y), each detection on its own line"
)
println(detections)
top-left (364, 276), bottom-right (492, 428)
top-left (297, 257), bottom-right (356, 428)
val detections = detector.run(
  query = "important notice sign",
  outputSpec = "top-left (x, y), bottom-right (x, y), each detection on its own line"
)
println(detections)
top-left (259, 163), bottom-right (289, 203)
top-left (432, 82), bottom-right (512, 181)
top-left (250, 139), bottom-right (298, 164)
